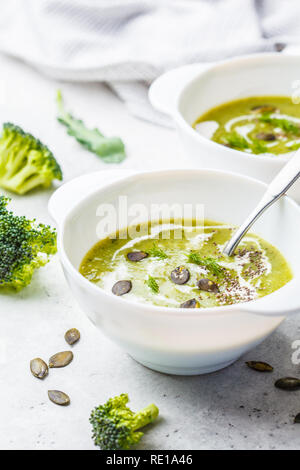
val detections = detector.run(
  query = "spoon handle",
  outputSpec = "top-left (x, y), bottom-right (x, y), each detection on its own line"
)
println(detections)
top-left (223, 150), bottom-right (300, 256)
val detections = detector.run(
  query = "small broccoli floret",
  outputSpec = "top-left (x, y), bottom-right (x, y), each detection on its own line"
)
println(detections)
top-left (0, 196), bottom-right (57, 290)
top-left (0, 123), bottom-right (62, 194)
top-left (90, 393), bottom-right (159, 450)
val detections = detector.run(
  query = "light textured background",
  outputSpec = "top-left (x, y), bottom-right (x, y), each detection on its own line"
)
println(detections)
top-left (0, 53), bottom-right (300, 450)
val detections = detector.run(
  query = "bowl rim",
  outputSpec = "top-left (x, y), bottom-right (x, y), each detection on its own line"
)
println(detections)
top-left (57, 168), bottom-right (300, 318)
top-left (174, 52), bottom-right (300, 164)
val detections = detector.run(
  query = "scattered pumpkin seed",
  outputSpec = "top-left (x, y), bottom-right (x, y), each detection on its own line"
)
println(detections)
top-left (127, 251), bottom-right (148, 262)
top-left (64, 328), bottom-right (80, 345)
top-left (48, 390), bottom-right (70, 406)
top-left (49, 351), bottom-right (73, 368)
top-left (275, 377), bottom-right (300, 391)
top-left (180, 298), bottom-right (200, 308)
top-left (197, 278), bottom-right (219, 293)
top-left (112, 280), bottom-right (132, 296)
top-left (246, 361), bottom-right (273, 372)
top-left (171, 266), bottom-right (190, 285)
top-left (294, 413), bottom-right (300, 423)
top-left (30, 358), bottom-right (48, 379)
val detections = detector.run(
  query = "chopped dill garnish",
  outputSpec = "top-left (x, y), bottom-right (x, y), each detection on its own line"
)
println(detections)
top-left (224, 133), bottom-right (267, 154)
top-left (146, 275), bottom-right (159, 293)
top-left (187, 253), bottom-right (223, 276)
top-left (251, 139), bottom-right (268, 154)
top-left (148, 243), bottom-right (168, 259)
top-left (287, 142), bottom-right (300, 151)
top-left (259, 113), bottom-right (300, 135)
top-left (223, 132), bottom-right (249, 150)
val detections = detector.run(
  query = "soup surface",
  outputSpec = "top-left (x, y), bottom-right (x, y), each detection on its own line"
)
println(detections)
top-left (79, 221), bottom-right (292, 308)
top-left (194, 96), bottom-right (300, 155)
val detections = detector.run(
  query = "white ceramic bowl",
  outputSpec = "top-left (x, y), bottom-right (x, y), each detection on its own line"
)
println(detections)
top-left (149, 53), bottom-right (300, 202)
top-left (48, 169), bottom-right (300, 375)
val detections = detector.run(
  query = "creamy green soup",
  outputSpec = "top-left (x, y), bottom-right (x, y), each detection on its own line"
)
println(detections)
top-left (194, 96), bottom-right (300, 155)
top-left (79, 220), bottom-right (292, 309)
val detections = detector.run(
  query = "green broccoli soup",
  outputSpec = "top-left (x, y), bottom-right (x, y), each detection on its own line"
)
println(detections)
top-left (79, 220), bottom-right (292, 308)
top-left (194, 96), bottom-right (300, 155)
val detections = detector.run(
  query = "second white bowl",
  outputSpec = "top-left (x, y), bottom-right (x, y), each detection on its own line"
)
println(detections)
top-left (149, 53), bottom-right (300, 202)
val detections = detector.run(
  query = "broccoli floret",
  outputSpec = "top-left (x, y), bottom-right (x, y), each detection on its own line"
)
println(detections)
top-left (0, 196), bottom-right (57, 290)
top-left (90, 393), bottom-right (159, 450)
top-left (0, 123), bottom-right (62, 194)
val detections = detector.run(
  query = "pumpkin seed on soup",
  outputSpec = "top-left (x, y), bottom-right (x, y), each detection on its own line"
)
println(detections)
top-left (180, 299), bottom-right (200, 308)
top-left (48, 390), bottom-right (70, 406)
top-left (170, 266), bottom-right (190, 285)
top-left (49, 351), bottom-right (73, 368)
top-left (251, 104), bottom-right (277, 113)
top-left (127, 251), bottom-right (148, 262)
top-left (246, 361), bottom-right (273, 372)
top-left (112, 280), bottom-right (132, 296)
top-left (65, 328), bottom-right (80, 345)
top-left (30, 358), bottom-right (48, 379)
top-left (274, 377), bottom-right (300, 391)
top-left (256, 132), bottom-right (276, 141)
top-left (197, 278), bottom-right (219, 293)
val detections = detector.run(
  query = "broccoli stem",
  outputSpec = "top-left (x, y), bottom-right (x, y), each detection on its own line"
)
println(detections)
top-left (4, 143), bottom-right (29, 179)
top-left (132, 404), bottom-right (159, 431)
top-left (1, 163), bottom-right (45, 194)
top-left (16, 174), bottom-right (48, 194)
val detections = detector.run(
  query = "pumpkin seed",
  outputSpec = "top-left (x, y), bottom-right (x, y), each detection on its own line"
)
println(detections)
top-left (48, 390), bottom-right (70, 406)
top-left (127, 251), bottom-right (148, 262)
top-left (294, 413), bottom-right (300, 423)
top-left (30, 358), bottom-right (48, 379)
top-left (246, 361), bottom-right (273, 372)
top-left (275, 377), bottom-right (300, 391)
top-left (256, 132), bottom-right (276, 141)
top-left (49, 351), bottom-right (73, 368)
top-left (64, 328), bottom-right (80, 345)
top-left (251, 104), bottom-right (277, 113)
top-left (180, 298), bottom-right (200, 308)
top-left (171, 266), bottom-right (190, 285)
top-left (197, 278), bottom-right (219, 293)
top-left (112, 280), bottom-right (132, 296)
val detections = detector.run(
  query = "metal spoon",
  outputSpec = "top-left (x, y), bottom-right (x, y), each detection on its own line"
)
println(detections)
top-left (223, 149), bottom-right (300, 257)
